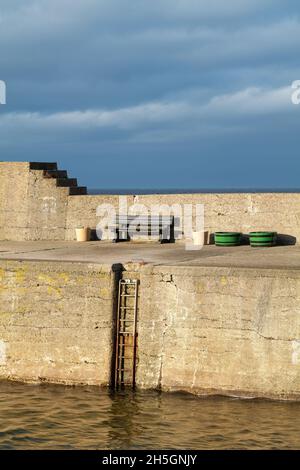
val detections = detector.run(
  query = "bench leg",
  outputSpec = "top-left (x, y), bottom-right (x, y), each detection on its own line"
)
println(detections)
top-left (160, 227), bottom-right (172, 243)
top-left (112, 229), bottom-right (119, 243)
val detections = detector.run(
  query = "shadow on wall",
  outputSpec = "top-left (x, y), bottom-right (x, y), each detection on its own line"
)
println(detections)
top-left (90, 229), bottom-right (99, 241)
top-left (275, 234), bottom-right (296, 246)
top-left (240, 234), bottom-right (297, 246)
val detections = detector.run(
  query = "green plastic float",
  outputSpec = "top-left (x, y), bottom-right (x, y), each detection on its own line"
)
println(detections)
top-left (249, 231), bottom-right (277, 247)
top-left (214, 232), bottom-right (241, 246)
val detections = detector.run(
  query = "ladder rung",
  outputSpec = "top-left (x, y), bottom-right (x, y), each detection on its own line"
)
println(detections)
top-left (119, 306), bottom-right (134, 310)
top-left (120, 294), bottom-right (136, 298)
top-left (120, 281), bottom-right (138, 285)
top-left (118, 331), bottom-right (134, 335)
top-left (119, 319), bottom-right (134, 322)
top-left (117, 368), bottom-right (132, 372)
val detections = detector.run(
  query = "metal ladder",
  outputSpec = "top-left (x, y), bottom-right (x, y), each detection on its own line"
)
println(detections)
top-left (114, 279), bottom-right (139, 389)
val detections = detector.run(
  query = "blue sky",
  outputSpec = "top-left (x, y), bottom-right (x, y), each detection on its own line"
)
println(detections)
top-left (0, 0), bottom-right (300, 189)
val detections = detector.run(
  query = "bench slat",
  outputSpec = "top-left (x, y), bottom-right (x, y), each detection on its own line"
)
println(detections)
top-left (108, 214), bottom-right (175, 242)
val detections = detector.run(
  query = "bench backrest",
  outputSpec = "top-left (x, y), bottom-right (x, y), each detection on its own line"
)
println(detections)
top-left (115, 215), bottom-right (174, 225)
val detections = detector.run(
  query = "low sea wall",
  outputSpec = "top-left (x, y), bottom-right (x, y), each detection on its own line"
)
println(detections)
top-left (136, 265), bottom-right (300, 400)
top-left (0, 260), bottom-right (119, 385)
top-left (1, 259), bottom-right (300, 400)
top-left (66, 192), bottom-right (300, 243)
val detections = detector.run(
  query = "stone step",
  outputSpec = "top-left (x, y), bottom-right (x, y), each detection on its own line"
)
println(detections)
top-left (69, 186), bottom-right (87, 195)
top-left (30, 162), bottom-right (58, 171)
top-left (43, 170), bottom-right (68, 179)
top-left (56, 178), bottom-right (78, 187)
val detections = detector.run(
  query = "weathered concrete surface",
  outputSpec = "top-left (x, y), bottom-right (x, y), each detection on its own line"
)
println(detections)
top-left (135, 193), bottom-right (300, 243)
top-left (2, 162), bottom-right (300, 398)
top-left (0, 163), bottom-right (30, 241)
top-left (26, 169), bottom-right (69, 240)
top-left (1, 162), bottom-right (300, 243)
top-left (1, 241), bottom-right (300, 399)
top-left (1, 241), bottom-right (300, 270)
top-left (65, 192), bottom-right (300, 243)
top-left (65, 195), bottom-right (135, 241)
top-left (0, 260), bottom-right (118, 385)
top-left (0, 163), bottom-right (69, 241)
top-left (136, 265), bottom-right (300, 400)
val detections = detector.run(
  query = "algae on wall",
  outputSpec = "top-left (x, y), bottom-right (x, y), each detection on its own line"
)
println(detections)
top-left (0, 259), bottom-right (118, 386)
top-left (1, 256), bottom-right (300, 400)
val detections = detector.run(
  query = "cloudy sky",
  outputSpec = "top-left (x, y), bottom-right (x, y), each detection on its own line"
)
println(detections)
top-left (0, 0), bottom-right (300, 189)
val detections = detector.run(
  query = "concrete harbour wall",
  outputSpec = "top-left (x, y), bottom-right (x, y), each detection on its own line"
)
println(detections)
top-left (136, 265), bottom-right (300, 400)
top-left (1, 259), bottom-right (300, 400)
top-left (0, 163), bottom-right (30, 241)
top-left (65, 193), bottom-right (300, 243)
top-left (0, 260), bottom-right (118, 385)
top-left (1, 161), bottom-right (300, 400)
top-left (1, 162), bottom-right (300, 243)
top-left (0, 162), bottom-right (69, 241)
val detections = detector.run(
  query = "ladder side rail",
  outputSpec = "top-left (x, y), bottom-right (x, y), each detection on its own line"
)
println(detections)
top-left (132, 280), bottom-right (139, 388)
top-left (114, 279), bottom-right (122, 389)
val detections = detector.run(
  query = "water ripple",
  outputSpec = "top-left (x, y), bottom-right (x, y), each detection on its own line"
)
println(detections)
top-left (0, 382), bottom-right (299, 449)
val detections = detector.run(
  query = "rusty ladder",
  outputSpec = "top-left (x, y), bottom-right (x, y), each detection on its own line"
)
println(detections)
top-left (114, 279), bottom-right (139, 389)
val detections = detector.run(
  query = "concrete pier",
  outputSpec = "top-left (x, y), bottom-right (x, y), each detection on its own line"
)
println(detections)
top-left (1, 241), bottom-right (300, 400)
top-left (1, 240), bottom-right (300, 268)
top-left (1, 162), bottom-right (300, 400)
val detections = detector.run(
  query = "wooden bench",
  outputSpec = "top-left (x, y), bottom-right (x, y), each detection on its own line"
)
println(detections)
top-left (108, 215), bottom-right (175, 243)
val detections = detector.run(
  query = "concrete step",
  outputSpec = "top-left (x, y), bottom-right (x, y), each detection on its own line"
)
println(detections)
top-left (30, 162), bottom-right (58, 171)
top-left (69, 186), bottom-right (87, 195)
top-left (56, 178), bottom-right (78, 187)
top-left (43, 170), bottom-right (68, 179)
